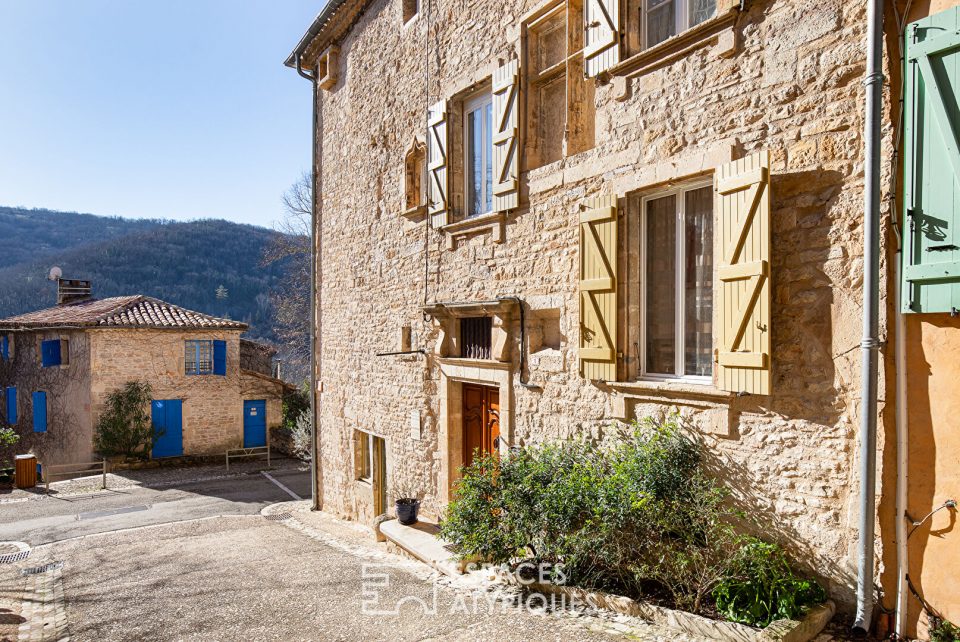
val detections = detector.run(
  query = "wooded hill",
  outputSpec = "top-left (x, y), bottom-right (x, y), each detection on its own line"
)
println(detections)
top-left (0, 207), bottom-right (288, 343)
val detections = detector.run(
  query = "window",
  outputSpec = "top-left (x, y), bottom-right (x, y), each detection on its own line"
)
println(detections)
top-left (40, 339), bottom-right (67, 367)
top-left (402, 0), bottom-right (418, 23)
top-left (642, 183), bottom-right (713, 380)
top-left (0, 335), bottom-right (9, 361)
top-left (356, 430), bottom-right (373, 482)
top-left (525, 3), bottom-right (595, 169)
top-left (32, 391), bottom-right (46, 433)
top-left (630, 0), bottom-right (716, 51)
top-left (463, 91), bottom-right (493, 218)
top-left (185, 340), bottom-right (226, 376)
top-left (460, 317), bottom-right (492, 359)
top-left (5, 387), bottom-right (16, 425)
top-left (404, 138), bottom-right (426, 214)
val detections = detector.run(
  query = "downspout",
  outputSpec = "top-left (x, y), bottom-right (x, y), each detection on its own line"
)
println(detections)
top-left (296, 53), bottom-right (322, 512)
top-left (894, 249), bottom-right (908, 639)
top-left (855, 0), bottom-right (884, 633)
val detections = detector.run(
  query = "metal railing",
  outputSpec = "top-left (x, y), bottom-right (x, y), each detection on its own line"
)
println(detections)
top-left (225, 445), bottom-right (270, 471)
top-left (43, 459), bottom-right (107, 493)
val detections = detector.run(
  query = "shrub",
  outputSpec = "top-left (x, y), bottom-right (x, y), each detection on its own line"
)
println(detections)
top-left (93, 381), bottom-right (157, 459)
top-left (713, 539), bottom-right (827, 627)
top-left (440, 415), bottom-right (825, 621)
top-left (282, 386), bottom-right (310, 431)
top-left (286, 408), bottom-right (313, 460)
top-left (0, 426), bottom-right (19, 469)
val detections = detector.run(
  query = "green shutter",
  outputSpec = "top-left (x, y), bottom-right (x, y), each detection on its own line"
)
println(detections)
top-left (903, 7), bottom-right (960, 313)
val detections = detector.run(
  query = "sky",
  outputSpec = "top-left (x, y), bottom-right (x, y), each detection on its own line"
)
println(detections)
top-left (0, 0), bottom-right (320, 228)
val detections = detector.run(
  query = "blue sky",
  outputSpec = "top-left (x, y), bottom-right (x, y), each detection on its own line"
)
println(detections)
top-left (0, 1), bottom-right (320, 228)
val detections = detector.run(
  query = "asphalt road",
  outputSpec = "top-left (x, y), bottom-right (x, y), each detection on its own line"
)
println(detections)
top-left (0, 467), bottom-right (311, 546)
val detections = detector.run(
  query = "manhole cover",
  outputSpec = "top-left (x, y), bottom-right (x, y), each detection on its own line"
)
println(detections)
top-left (264, 512), bottom-right (292, 521)
top-left (21, 562), bottom-right (63, 576)
top-left (0, 550), bottom-right (30, 564)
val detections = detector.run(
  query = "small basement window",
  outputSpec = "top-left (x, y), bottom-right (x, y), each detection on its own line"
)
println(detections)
top-left (356, 430), bottom-right (373, 482)
top-left (460, 317), bottom-right (492, 359)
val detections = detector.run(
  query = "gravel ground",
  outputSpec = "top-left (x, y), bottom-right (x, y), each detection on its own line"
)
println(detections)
top-left (0, 457), bottom-right (308, 504)
top-left (31, 511), bottom-right (706, 642)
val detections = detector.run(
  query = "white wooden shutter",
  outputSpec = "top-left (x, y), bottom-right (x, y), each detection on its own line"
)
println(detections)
top-left (427, 100), bottom-right (449, 227)
top-left (579, 195), bottom-right (618, 381)
top-left (584, 0), bottom-right (621, 77)
top-left (715, 151), bottom-right (772, 395)
top-left (492, 60), bottom-right (520, 212)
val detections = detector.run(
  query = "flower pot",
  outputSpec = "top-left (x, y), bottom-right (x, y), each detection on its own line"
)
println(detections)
top-left (396, 499), bottom-right (420, 525)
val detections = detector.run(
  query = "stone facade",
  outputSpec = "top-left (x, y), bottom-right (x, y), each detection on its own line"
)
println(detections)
top-left (0, 327), bottom-right (285, 466)
top-left (293, 0), bottom-right (958, 630)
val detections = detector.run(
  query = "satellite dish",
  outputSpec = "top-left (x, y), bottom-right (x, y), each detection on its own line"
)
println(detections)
top-left (48, 266), bottom-right (63, 281)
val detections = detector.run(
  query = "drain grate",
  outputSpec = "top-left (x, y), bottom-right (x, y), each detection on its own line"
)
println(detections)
top-left (21, 562), bottom-right (63, 576)
top-left (0, 550), bottom-right (30, 564)
top-left (264, 512), bottom-right (292, 521)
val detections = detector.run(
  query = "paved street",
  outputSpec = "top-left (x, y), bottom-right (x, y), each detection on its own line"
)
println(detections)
top-left (0, 464), bottom-right (311, 546)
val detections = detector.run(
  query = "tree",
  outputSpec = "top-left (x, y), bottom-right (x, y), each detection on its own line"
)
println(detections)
top-left (262, 172), bottom-right (312, 382)
top-left (93, 381), bottom-right (157, 459)
top-left (215, 284), bottom-right (229, 300)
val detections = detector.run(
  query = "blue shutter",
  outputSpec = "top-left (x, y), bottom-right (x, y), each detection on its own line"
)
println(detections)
top-left (5, 387), bottom-right (16, 424)
top-left (902, 7), bottom-right (960, 313)
top-left (32, 391), bottom-right (46, 433)
top-left (1, 335), bottom-right (8, 361)
top-left (213, 340), bottom-right (227, 376)
top-left (41, 340), bottom-right (61, 367)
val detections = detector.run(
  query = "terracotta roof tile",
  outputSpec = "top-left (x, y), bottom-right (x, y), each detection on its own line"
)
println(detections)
top-left (0, 296), bottom-right (247, 331)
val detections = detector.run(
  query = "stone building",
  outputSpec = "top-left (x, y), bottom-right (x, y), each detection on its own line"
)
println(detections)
top-left (0, 282), bottom-right (287, 467)
top-left (287, 0), bottom-right (960, 636)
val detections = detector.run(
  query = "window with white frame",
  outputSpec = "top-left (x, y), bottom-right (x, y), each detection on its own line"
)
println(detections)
top-left (185, 340), bottom-right (214, 375)
top-left (641, 182), bottom-right (713, 380)
top-left (628, 0), bottom-right (716, 53)
top-left (463, 91), bottom-right (493, 218)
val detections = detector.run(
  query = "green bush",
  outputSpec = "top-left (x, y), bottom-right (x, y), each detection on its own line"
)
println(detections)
top-left (439, 415), bottom-right (825, 622)
top-left (93, 381), bottom-right (157, 459)
top-left (282, 386), bottom-right (310, 431)
top-left (713, 539), bottom-right (827, 627)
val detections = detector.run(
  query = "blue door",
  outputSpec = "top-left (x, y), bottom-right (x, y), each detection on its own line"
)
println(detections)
top-left (243, 400), bottom-right (267, 448)
top-left (151, 399), bottom-right (183, 458)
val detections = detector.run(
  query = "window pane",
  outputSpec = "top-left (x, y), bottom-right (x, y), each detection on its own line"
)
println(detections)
top-left (645, 194), bottom-right (676, 375)
top-left (467, 107), bottom-right (483, 217)
top-left (536, 15), bottom-right (566, 72)
top-left (684, 187), bottom-right (713, 377)
top-left (485, 101), bottom-right (493, 214)
top-left (690, 0), bottom-right (715, 27)
top-left (647, 0), bottom-right (676, 47)
top-left (539, 76), bottom-right (565, 165)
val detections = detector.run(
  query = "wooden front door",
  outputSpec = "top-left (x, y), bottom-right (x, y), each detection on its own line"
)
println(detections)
top-left (462, 384), bottom-right (500, 468)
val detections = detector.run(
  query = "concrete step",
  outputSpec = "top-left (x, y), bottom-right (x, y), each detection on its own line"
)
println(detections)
top-left (378, 518), bottom-right (463, 577)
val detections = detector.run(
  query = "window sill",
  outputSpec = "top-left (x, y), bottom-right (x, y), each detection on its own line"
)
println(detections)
top-left (401, 204), bottom-right (427, 221)
top-left (437, 357), bottom-right (512, 370)
top-left (608, 379), bottom-right (734, 401)
top-left (439, 212), bottom-right (504, 249)
top-left (607, 10), bottom-right (737, 94)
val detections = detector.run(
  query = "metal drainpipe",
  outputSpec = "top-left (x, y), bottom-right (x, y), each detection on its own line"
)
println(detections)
top-left (296, 54), bottom-right (322, 512)
top-left (894, 249), bottom-right (909, 639)
top-left (855, 0), bottom-right (884, 633)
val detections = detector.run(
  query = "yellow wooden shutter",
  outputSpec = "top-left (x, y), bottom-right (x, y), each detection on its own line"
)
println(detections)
top-left (584, 0), bottom-right (620, 77)
top-left (427, 100), bottom-right (449, 227)
top-left (579, 195), bottom-right (618, 380)
top-left (492, 60), bottom-right (519, 212)
top-left (715, 151), bottom-right (772, 395)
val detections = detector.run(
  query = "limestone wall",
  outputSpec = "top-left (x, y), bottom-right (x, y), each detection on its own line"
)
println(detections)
top-left (311, 0), bottom-right (889, 613)
top-left (88, 329), bottom-right (246, 455)
top-left (0, 330), bottom-right (93, 467)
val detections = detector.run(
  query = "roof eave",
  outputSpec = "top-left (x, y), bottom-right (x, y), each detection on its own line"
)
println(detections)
top-left (284, 0), bottom-right (368, 69)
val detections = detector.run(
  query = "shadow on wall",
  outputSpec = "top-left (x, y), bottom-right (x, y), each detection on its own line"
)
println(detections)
top-left (697, 167), bottom-right (859, 611)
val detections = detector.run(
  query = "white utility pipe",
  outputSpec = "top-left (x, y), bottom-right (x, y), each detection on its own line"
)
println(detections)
top-left (894, 251), bottom-right (909, 638)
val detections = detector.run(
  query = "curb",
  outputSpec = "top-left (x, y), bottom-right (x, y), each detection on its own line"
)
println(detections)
top-left (519, 581), bottom-right (835, 642)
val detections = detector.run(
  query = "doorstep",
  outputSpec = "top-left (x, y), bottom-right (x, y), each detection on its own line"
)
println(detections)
top-left (378, 519), bottom-right (463, 577)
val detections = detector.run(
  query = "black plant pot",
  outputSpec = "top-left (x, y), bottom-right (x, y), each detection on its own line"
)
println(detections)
top-left (396, 500), bottom-right (420, 525)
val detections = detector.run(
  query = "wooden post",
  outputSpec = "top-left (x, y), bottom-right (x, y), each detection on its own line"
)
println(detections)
top-left (102, 459), bottom-right (107, 490)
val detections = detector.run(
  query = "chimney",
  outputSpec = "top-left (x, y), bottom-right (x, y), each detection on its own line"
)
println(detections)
top-left (57, 279), bottom-right (93, 305)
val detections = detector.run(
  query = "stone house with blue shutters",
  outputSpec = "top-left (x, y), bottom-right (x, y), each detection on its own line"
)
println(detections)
top-left (0, 282), bottom-right (288, 468)
top-left (287, 0), bottom-right (960, 636)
